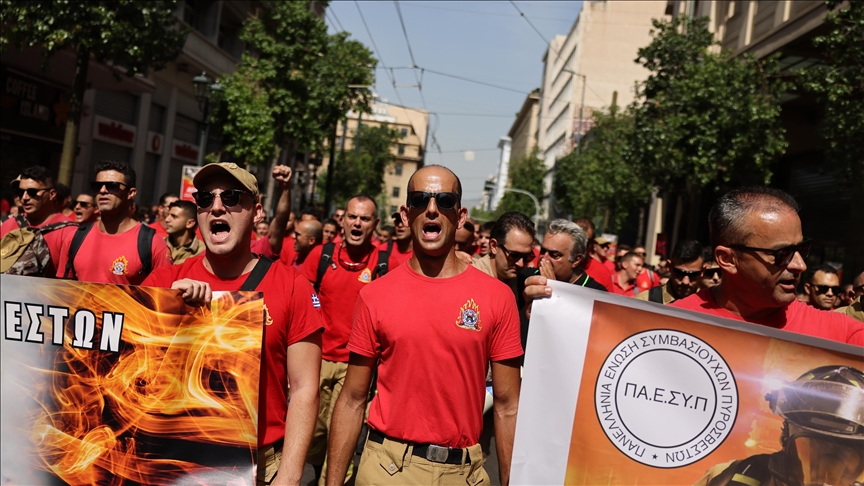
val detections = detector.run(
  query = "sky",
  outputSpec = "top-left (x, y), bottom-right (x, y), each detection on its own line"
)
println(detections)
top-left (325, 0), bottom-right (584, 208)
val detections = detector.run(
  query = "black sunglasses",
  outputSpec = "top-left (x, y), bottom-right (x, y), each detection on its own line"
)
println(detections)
top-left (671, 267), bottom-right (702, 280)
top-left (813, 284), bottom-right (842, 296)
top-left (192, 189), bottom-right (254, 209)
top-left (500, 245), bottom-right (535, 265)
top-left (701, 268), bottom-right (722, 280)
top-left (729, 238), bottom-right (812, 268)
top-left (90, 181), bottom-right (128, 194)
top-left (74, 200), bottom-right (94, 208)
top-left (14, 187), bottom-right (51, 199)
top-left (406, 191), bottom-right (460, 211)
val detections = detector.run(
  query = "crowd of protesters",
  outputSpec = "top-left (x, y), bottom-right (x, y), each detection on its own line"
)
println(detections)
top-left (1, 161), bottom-right (861, 486)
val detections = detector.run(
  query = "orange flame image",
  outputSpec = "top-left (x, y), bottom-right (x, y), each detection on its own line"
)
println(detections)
top-left (2, 278), bottom-right (263, 485)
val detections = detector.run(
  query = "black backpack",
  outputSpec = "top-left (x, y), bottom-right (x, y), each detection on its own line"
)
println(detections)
top-left (62, 223), bottom-right (156, 280)
top-left (314, 241), bottom-right (392, 293)
top-left (1, 214), bottom-right (76, 276)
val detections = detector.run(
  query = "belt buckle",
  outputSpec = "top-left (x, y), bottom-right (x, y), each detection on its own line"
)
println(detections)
top-left (425, 444), bottom-right (450, 463)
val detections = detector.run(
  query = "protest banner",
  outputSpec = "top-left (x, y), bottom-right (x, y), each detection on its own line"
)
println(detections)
top-left (512, 282), bottom-right (863, 485)
top-left (0, 275), bottom-right (263, 485)
top-left (180, 165), bottom-right (201, 202)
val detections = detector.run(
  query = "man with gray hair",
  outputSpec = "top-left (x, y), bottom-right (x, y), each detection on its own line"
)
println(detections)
top-left (535, 219), bottom-right (606, 291)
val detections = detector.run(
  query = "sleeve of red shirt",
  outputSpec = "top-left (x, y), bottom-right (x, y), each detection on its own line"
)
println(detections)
top-left (141, 263), bottom-right (182, 288)
top-left (150, 231), bottom-right (174, 268)
top-left (287, 273), bottom-right (325, 345)
top-left (347, 293), bottom-right (379, 358)
top-left (489, 288), bottom-right (525, 361)
top-left (0, 217), bottom-right (16, 237)
top-left (301, 245), bottom-right (323, 283)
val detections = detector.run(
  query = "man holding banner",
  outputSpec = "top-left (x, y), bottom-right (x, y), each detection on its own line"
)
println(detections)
top-left (142, 162), bottom-right (324, 486)
top-left (325, 165), bottom-right (523, 486)
top-left (525, 187), bottom-right (863, 345)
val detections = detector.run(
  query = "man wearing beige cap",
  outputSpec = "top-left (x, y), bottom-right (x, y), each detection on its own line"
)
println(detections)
top-left (142, 162), bottom-right (324, 486)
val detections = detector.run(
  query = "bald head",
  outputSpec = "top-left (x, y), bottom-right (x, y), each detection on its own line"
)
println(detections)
top-left (709, 187), bottom-right (800, 247)
top-left (407, 165), bottom-right (462, 204)
top-left (294, 219), bottom-right (323, 255)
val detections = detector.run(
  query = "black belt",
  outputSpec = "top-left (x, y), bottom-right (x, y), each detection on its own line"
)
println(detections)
top-left (367, 429), bottom-right (471, 465)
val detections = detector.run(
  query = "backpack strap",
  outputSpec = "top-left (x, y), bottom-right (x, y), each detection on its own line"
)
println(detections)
top-left (137, 224), bottom-right (156, 276)
top-left (240, 256), bottom-right (274, 291)
top-left (39, 220), bottom-right (78, 233)
top-left (314, 242), bottom-right (336, 293)
top-left (648, 285), bottom-right (664, 304)
top-left (372, 240), bottom-right (393, 280)
top-left (14, 214), bottom-right (28, 229)
top-left (63, 222), bottom-right (96, 280)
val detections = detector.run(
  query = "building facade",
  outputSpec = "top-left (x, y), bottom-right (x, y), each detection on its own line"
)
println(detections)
top-left (535, 0), bottom-right (669, 217)
top-left (322, 99), bottom-right (428, 218)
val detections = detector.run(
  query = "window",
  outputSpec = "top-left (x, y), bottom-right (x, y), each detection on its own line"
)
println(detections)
top-left (392, 187), bottom-right (400, 198)
top-left (398, 144), bottom-right (405, 156)
top-left (390, 206), bottom-right (398, 215)
top-left (400, 128), bottom-right (408, 137)
top-left (395, 163), bottom-right (403, 176)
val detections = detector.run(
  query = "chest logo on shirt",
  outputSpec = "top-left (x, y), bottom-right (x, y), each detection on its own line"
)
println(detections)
top-left (263, 303), bottom-right (273, 326)
top-left (456, 299), bottom-right (482, 331)
top-left (358, 268), bottom-right (372, 283)
top-left (311, 293), bottom-right (321, 308)
top-left (111, 256), bottom-right (128, 275)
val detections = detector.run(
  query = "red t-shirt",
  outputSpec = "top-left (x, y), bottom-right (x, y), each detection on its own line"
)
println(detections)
top-left (584, 257), bottom-right (613, 292)
top-left (636, 268), bottom-right (660, 292)
top-left (142, 255), bottom-right (324, 446)
top-left (250, 235), bottom-right (278, 260)
top-left (280, 235), bottom-right (296, 264)
top-left (56, 223), bottom-right (172, 285)
top-left (1, 213), bottom-right (77, 277)
top-left (349, 264), bottom-right (523, 448)
top-left (610, 273), bottom-right (637, 297)
top-left (148, 220), bottom-right (168, 238)
top-left (302, 244), bottom-right (402, 362)
top-left (671, 288), bottom-right (864, 346)
top-left (377, 241), bottom-right (413, 267)
top-left (603, 259), bottom-right (616, 273)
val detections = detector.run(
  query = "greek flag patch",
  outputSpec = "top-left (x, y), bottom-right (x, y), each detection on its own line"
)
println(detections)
top-left (311, 293), bottom-right (321, 308)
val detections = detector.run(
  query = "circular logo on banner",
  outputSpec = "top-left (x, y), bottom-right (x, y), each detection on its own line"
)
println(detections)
top-left (594, 329), bottom-right (738, 468)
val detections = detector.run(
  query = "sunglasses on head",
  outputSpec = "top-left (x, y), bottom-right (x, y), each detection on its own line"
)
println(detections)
top-left (406, 191), bottom-right (460, 211)
top-left (729, 238), bottom-right (812, 268)
top-left (671, 267), bottom-right (702, 280)
top-left (701, 268), bottom-right (721, 280)
top-left (500, 245), bottom-right (535, 265)
top-left (74, 200), bottom-right (93, 209)
top-left (192, 189), bottom-right (254, 209)
top-left (14, 187), bottom-right (51, 199)
top-left (813, 284), bottom-right (842, 296)
top-left (90, 181), bottom-right (128, 194)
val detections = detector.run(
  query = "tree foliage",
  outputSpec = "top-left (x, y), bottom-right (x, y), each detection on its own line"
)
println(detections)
top-left (318, 124), bottom-right (401, 206)
top-left (212, 1), bottom-right (376, 165)
top-left (629, 16), bottom-right (788, 192)
top-left (797, 0), bottom-right (864, 185)
top-left (496, 153), bottom-right (545, 219)
top-left (555, 105), bottom-right (651, 231)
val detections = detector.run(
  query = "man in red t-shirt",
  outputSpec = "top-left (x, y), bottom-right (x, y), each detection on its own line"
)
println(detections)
top-left (377, 211), bottom-right (412, 267)
top-left (250, 165), bottom-right (294, 261)
top-left (610, 252), bottom-right (644, 297)
top-left (72, 193), bottom-right (99, 224)
top-left (1, 165), bottom-right (77, 277)
top-left (142, 162), bottom-right (323, 485)
top-left (670, 187), bottom-right (862, 345)
top-left (574, 218), bottom-right (613, 291)
top-left (326, 166), bottom-right (523, 486)
top-left (56, 161), bottom-right (171, 285)
top-left (523, 188), bottom-right (863, 346)
top-left (292, 219), bottom-right (322, 270)
top-left (302, 195), bottom-right (398, 483)
top-left (148, 192), bottom-right (178, 238)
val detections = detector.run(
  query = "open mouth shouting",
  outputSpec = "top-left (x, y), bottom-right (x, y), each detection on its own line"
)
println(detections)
top-left (209, 220), bottom-right (231, 243)
top-left (422, 221), bottom-right (442, 241)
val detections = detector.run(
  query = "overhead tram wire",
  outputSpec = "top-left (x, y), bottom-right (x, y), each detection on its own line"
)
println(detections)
top-left (354, 1), bottom-right (425, 152)
top-left (329, 7), bottom-right (347, 33)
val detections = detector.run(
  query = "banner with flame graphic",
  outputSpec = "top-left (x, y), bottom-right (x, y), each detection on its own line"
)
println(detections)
top-left (0, 275), bottom-right (263, 485)
top-left (511, 282), bottom-right (863, 485)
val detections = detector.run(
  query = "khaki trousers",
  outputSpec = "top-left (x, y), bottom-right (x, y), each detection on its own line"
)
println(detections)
top-left (355, 434), bottom-right (490, 486)
top-left (307, 359), bottom-right (349, 484)
top-left (256, 441), bottom-right (282, 486)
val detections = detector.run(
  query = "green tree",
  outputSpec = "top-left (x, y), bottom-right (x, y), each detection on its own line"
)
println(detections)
top-left (555, 105), bottom-right (651, 231)
top-left (629, 16), bottom-right (788, 193)
top-left (212, 2), bottom-right (376, 167)
top-left (0, 0), bottom-right (187, 185)
top-left (495, 153), bottom-right (545, 220)
top-left (798, 0), bottom-right (864, 186)
top-left (317, 124), bottom-right (401, 206)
